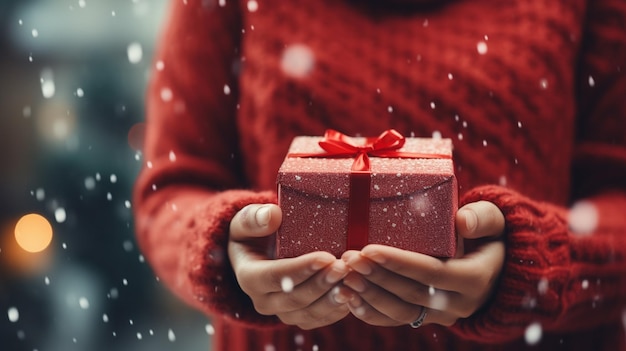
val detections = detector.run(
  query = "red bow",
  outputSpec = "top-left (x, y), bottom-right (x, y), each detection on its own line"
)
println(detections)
top-left (288, 129), bottom-right (451, 250)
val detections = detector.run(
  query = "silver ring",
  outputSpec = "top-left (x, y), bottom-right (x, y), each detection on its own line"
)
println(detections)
top-left (409, 306), bottom-right (427, 329)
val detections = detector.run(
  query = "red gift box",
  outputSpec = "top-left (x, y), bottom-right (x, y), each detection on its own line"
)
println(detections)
top-left (276, 129), bottom-right (458, 258)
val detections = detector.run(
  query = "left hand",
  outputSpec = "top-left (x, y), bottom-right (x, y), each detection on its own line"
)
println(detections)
top-left (341, 200), bottom-right (505, 327)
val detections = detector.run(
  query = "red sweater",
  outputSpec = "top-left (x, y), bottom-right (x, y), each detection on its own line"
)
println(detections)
top-left (134, 0), bottom-right (626, 350)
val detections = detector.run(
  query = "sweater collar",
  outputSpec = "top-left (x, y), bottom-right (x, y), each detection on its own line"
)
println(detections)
top-left (369, 0), bottom-right (452, 8)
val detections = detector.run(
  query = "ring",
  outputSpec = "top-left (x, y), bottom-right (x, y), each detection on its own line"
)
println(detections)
top-left (409, 306), bottom-right (428, 329)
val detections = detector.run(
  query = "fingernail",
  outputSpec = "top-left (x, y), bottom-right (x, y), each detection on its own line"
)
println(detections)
top-left (334, 294), bottom-right (349, 304)
top-left (462, 209), bottom-right (477, 232)
top-left (255, 205), bottom-right (271, 227)
top-left (332, 288), bottom-right (350, 304)
top-left (311, 258), bottom-right (333, 271)
top-left (349, 296), bottom-right (362, 308)
top-left (345, 276), bottom-right (366, 292)
top-left (365, 252), bottom-right (385, 265)
top-left (352, 305), bottom-right (366, 317)
top-left (350, 260), bottom-right (372, 275)
top-left (325, 266), bottom-right (346, 284)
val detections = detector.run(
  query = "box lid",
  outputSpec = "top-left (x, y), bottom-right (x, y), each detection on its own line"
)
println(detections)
top-left (277, 136), bottom-right (455, 199)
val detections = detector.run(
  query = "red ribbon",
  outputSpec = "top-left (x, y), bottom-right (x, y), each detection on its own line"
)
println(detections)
top-left (289, 129), bottom-right (451, 250)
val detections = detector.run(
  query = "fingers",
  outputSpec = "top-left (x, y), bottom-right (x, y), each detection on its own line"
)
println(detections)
top-left (347, 291), bottom-right (458, 327)
top-left (234, 251), bottom-right (337, 296)
top-left (342, 244), bottom-right (503, 327)
top-left (343, 271), bottom-right (422, 325)
top-left (228, 203), bottom-right (284, 265)
top-left (343, 267), bottom-right (460, 327)
top-left (355, 245), bottom-right (469, 292)
top-left (228, 203), bottom-right (356, 328)
top-left (456, 201), bottom-right (505, 239)
top-left (277, 285), bottom-right (352, 329)
top-left (229, 204), bottom-right (283, 241)
top-left (251, 260), bottom-right (354, 329)
top-left (342, 252), bottom-right (470, 316)
top-left (256, 260), bottom-right (350, 312)
top-left (358, 244), bottom-right (504, 294)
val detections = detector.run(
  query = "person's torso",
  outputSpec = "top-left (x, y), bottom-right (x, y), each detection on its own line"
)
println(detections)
top-left (235, 0), bottom-right (585, 207)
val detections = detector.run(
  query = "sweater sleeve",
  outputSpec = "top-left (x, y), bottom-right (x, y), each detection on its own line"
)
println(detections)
top-left (132, 0), bottom-right (280, 326)
top-left (451, 186), bottom-right (626, 342)
top-left (451, 0), bottom-right (626, 342)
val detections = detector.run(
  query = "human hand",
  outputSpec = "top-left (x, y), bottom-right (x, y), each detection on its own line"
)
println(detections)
top-left (341, 201), bottom-right (505, 327)
top-left (228, 204), bottom-right (354, 329)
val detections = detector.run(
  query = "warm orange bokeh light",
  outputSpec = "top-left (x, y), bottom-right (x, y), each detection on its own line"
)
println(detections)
top-left (14, 213), bottom-right (53, 253)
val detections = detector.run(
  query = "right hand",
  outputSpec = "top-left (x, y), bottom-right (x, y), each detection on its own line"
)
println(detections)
top-left (228, 204), bottom-right (354, 329)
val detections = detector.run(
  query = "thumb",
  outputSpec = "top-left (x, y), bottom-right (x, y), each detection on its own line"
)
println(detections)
top-left (229, 204), bottom-right (282, 241)
top-left (456, 201), bottom-right (505, 239)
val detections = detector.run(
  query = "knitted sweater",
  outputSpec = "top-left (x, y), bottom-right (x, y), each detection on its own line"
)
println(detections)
top-left (133, 0), bottom-right (626, 350)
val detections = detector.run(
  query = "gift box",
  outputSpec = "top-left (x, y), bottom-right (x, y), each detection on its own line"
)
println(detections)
top-left (276, 129), bottom-right (458, 259)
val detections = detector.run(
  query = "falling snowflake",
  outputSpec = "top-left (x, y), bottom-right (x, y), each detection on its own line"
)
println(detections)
top-left (40, 69), bottom-right (56, 98)
top-left (428, 289), bottom-right (449, 310)
top-left (7, 307), bottom-right (19, 322)
top-left (568, 201), bottom-right (598, 235)
top-left (281, 276), bottom-right (294, 293)
top-left (294, 333), bottom-right (304, 346)
top-left (247, 0), bottom-right (258, 12)
top-left (498, 175), bottom-right (507, 186)
top-left (79, 297), bottom-right (90, 309)
top-left (525, 322), bottom-right (542, 345)
top-left (160, 87), bottom-right (173, 102)
top-left (85, 176), bottom-right (96, 190)
top-left (588, 76), bottom-right (595, 87)
top-left (476, 41), bottom-right (488, 55)
top-left (127, 42), bottom-right (143, 64)
top-left (55, 208), bottom-right (67, 223)
top-left (537, 278), bottom-right (548, 295)
top-left (206, 323), bottom-right (215, 335)
top-left (281, 44), bottom-right (315, 78)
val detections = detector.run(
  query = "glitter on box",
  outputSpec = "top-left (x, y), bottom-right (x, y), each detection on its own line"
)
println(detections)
top-left (276, 134), bottom-right (457, 258)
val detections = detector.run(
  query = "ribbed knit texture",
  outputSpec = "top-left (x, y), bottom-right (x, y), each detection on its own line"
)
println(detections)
top-left (133, 0), bottom-right (626, 350)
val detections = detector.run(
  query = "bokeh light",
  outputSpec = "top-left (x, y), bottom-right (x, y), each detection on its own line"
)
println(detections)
top-left (14, 213), bottom-right (53, 253)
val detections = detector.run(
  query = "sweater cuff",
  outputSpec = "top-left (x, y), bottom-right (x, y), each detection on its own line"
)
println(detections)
top-left (450, 185), bottom-right (570, 343)
top-left (187, 189), bottom-right (283, 327)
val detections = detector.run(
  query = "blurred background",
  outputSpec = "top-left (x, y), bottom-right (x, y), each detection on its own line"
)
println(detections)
top-left (0, 1), bottom-right (212, 350)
